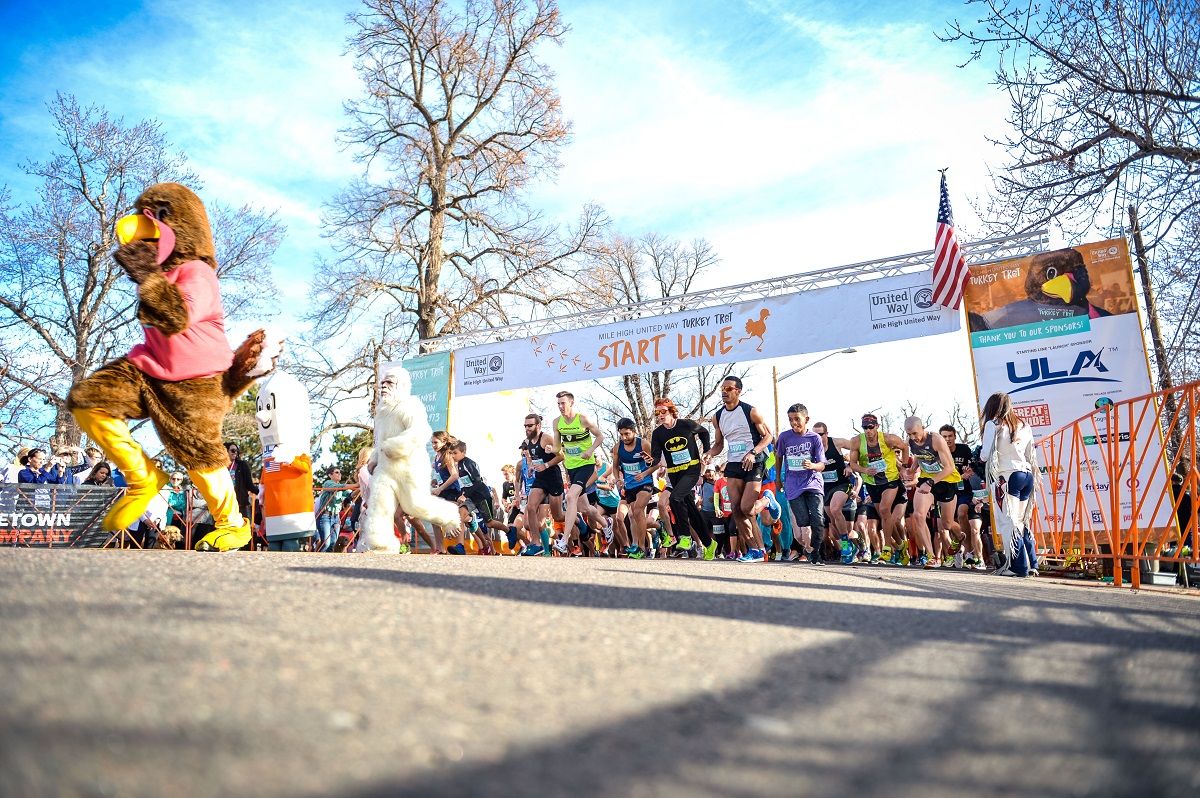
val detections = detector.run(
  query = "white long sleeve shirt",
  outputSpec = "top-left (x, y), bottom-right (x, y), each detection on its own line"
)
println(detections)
top-left (981, 420), bottom-right (1038, 479)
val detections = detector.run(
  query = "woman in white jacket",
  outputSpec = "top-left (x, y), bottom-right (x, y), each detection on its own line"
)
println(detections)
top-left (980, 391), bottom-right (1042, 577)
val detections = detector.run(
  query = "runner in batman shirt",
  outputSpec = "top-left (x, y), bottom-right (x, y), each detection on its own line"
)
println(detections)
top-left (704, 376), bottom-right (774, 564)
top-left (633, 397), bottom-right (718, 560)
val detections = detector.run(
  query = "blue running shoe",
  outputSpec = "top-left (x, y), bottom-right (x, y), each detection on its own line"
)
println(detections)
top-left (521, 544), bottom-right (544, 557)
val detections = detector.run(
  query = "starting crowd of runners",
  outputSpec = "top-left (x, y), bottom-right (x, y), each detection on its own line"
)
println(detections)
top-left (429, 376), bottom-right (1019, 572)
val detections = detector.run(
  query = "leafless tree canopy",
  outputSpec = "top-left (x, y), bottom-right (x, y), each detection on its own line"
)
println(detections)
top-left (307, 0), bottom-right (606, 418)
top-left (585, 234), bottom-right (745, 435)
top-left (0, 94), bottom-right (283, 451)
top-left (943, 0), bottom-right (1200, 377)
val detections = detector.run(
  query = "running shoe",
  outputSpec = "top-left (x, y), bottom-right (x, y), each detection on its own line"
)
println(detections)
top-left (675, 535), bottom-right (693, 551)
top-left (703, 540), bottom-right (718, 561)
top-left (925, 557), bottom-right (940, 569)
top-left (879, 546), bottom-right (892, 562)
top-left (521, 544), bottom-right (544, 556)
top-left (553, 535), bottom-right (570, 554)
top-left (808, 549), bottom-right (822, 566)
top-left (952, 551), bottom-right (964, 569)
top-left (1027, 568), bottom-right (1039, 578)
top-left (915, 554), bottom-right (929, 568)
top-left (785, 550), bottom-right (800, 563)
top-left (448, 543), bottom-right (466, 555)
top-left (628, 548), bottom-right (645, 560)
top-left (737, 548), bottom-right (764, 563)
top-left (992, 564), bottom-right (1018, 577)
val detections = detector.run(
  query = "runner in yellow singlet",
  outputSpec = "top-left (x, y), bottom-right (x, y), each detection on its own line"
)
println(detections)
top-left (550, 390), bottom-right (604, 554)
top-left (844, 413), bottom-right (908, 564)
top-left (903, 415), bottom-right (964, 568)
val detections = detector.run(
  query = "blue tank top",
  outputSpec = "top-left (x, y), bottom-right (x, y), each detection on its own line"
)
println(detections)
top-left (617, 437), bottom-right (652, 490)
top-left (434, 459), bottom-right (461, 501)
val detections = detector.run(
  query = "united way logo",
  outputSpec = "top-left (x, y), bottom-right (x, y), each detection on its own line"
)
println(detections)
top-left (913, 288), bottom-right (935, 309)
top-left (488, 355), bottom-right (504, 373)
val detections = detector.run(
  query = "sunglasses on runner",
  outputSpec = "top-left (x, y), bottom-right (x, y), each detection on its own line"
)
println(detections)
top-left (862, 423), bottom-right (877, 429)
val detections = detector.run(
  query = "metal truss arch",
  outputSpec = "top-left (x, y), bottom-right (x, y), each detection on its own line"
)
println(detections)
top-left (421, 229), bottom-right (1050, 353)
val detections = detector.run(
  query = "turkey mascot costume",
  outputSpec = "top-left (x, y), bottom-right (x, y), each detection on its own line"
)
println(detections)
top-left (67, 182), bottom-right (279, 551)
top-left (255, 370), bottom-right (317, 552)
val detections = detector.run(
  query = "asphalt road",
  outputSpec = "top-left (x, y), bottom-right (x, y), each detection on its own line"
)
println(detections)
top-left (1, 550), bottom-right (1198, 798)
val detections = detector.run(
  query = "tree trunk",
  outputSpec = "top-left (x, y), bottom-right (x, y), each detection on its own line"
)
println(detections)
top-left (1129, 205), bottom-right (1183, 460)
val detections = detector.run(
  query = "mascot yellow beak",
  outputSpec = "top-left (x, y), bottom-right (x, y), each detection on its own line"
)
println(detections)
top-left (1042, 273), bottom-right (1075, 303)
top-left (115, 213), bottom-right (161, 245)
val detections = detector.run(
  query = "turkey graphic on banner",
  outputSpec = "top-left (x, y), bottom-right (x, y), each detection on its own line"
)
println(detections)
top-left (454, 270), bottom-right (960, 395)
top-left (963, 238), bottom-right (1173, 532)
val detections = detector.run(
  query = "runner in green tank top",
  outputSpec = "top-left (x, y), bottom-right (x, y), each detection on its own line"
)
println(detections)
top-left (846, 413), bottom-right (909, 565)
top-left (550, 390), bottom-right (604, 554)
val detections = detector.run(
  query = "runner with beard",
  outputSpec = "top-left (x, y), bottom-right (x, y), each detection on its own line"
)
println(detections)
top-left (635, 397), bottom-right (718, 561)
top-left (521, 413), bottom-right (564, 556)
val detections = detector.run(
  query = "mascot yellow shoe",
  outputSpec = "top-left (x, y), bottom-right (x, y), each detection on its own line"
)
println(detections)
top-left (190, 467), bottom-right (252, 552)
top-left (73, 408), bottom-right (168, 531)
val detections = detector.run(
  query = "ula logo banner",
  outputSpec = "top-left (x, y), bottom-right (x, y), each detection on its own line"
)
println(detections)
top-left (1006, 349), bottom-right (1117, 393)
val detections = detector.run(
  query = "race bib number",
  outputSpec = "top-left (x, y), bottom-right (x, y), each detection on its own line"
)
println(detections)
top-left (918, 455), bottom-right (942, 476)
top-left (973, 488), bottom-right (990, 501)
top-left (728, 441), bottom-right (750, 459)
top-left (669, 449), bottom-right (692, 466)
top-left (869, 458), bottom-right (887, 474)
top-left (531, 458), bottom-right (544, 468)
top-left (622, 462), bottom-right (642, 476)
top-left (822, 470), bottom-right (838, 483)
top-left (785, 455), bottom-right (808, 472)
top-left (457, 474), bottom-right (474, 489)
top-left (566, 445), bottom-right (583, 456)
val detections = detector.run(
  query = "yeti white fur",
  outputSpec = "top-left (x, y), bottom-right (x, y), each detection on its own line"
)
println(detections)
top-left (361, 364), bottom-right (460, 551)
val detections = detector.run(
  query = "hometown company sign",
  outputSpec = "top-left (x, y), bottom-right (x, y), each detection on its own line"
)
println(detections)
top-left (454, 271), bottom-right (958, 395)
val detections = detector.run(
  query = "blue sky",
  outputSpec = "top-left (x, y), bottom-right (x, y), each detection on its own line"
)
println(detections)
top-left (1, 0), bottom-right (1021, 458)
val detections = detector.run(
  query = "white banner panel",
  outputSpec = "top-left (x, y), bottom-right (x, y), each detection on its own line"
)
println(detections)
top-left (964, 239), bottom-right (1172, 531)
top-left (453, 270), bottom-right (960, 396)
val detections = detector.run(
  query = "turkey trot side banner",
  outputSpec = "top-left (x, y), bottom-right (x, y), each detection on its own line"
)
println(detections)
top-left (452, 270), bottom-right (960, 396)
top-left (963, 237), bottom-right (1172, 531)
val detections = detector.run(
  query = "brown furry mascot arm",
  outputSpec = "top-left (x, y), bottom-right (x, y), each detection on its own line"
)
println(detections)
top-left (115, 240), bottom-right (189, 335)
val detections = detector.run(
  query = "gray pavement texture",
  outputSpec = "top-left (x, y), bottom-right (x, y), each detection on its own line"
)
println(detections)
top-left (1, 551), bottom-right (1198, 798)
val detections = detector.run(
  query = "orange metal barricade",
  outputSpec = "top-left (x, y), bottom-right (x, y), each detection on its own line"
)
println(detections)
top-left (1032, 379), bottom-right (1199, 588)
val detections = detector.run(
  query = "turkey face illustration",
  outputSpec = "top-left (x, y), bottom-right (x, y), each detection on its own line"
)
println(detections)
top-left (1026, 249), bottom-right (1091, 307)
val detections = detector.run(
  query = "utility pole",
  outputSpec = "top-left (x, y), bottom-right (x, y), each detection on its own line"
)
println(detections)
top-left (1128, 205), bottom-right (1183, 458)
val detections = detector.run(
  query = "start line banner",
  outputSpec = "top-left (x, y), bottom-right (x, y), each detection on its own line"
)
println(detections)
top-left (453, 270), bottom-right (960, 396)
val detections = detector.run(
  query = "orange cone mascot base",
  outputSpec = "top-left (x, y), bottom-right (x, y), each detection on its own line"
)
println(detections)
top-left (67, 183), bottom-right (279, 551)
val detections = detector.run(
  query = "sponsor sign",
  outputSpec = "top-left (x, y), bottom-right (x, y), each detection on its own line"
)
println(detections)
top-left (0, 485), bottom-right (120, 547)
top-left (393, 351), bottom-right (453, 434)
top-left (453, 271), bottom-right (959, 395)
top-left (964, 238), bottom-right (1172, 531)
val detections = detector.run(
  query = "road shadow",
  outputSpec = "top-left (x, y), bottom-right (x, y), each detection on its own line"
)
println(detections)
top-left (291, 565), bottom-right (1200, 798)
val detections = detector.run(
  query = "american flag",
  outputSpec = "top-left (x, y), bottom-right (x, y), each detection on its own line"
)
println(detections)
top-left (931, 172), bottom-right (969, 310)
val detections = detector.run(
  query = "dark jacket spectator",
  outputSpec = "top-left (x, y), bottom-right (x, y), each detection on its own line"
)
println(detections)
top-left (17, 449), bottom-right (68, 484)
top-left (226, 442), bottom-right (255, 519)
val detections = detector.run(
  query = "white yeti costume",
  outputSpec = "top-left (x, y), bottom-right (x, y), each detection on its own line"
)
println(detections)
top-left (361, 364), bottom-right (459, 552)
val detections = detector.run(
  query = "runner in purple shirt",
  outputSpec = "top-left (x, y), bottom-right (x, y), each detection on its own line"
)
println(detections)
top-left (775, 403), bottom-right (828, 564)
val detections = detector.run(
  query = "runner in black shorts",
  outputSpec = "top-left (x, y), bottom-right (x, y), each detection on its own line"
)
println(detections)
top-left (520, 413), bottom-right (565, 535)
